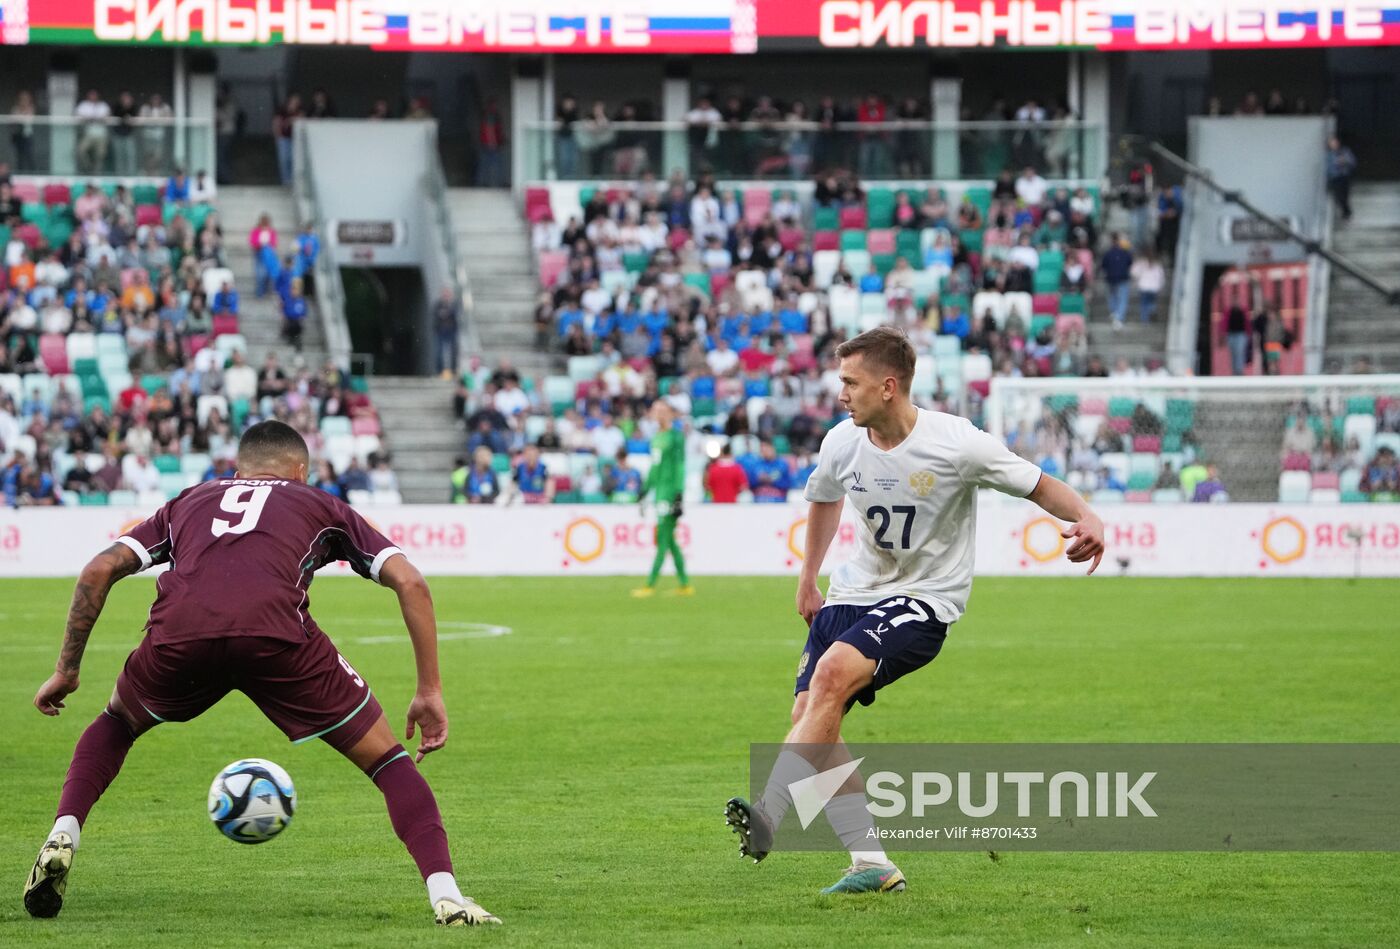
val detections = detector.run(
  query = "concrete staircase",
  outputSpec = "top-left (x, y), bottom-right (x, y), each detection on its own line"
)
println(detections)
top-left (1083, 282), bottom-right (1171, 371)
top-left (446, 188), bottom-right (552, 374)
top-left (1324, 181), bottom-right (1400, 373)
top-left (368, 377), bottom-right (462, 503)
top-left (216, 185), bottom-right (328, 368)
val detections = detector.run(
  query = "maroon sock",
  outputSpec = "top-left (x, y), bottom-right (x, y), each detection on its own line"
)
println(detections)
top-left (55, 709), bottom-right (137, 825)
top-left (367, 746), bottom-right (453, 879)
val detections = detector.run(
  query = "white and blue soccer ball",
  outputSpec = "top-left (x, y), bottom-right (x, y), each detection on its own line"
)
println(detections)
top-left (208, 758), bottom-right (297, 844)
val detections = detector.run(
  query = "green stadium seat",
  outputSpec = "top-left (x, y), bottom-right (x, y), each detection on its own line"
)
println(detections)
top-left (140, 374), bottom-right (166, 396)
top-left (1108, 397), bottom-right (1137, 418)
top-left (683, 272), bottom-right (711, 298)
top-left (1127, 472), bottom-right (1156, 491)
top-left (963, 187), bottom-right (992, 216)
top-left (230, 398), bottom-right (251, 428)
top-left (1029, 315), bottom-right (1056, 338)
top-left (1059, 293), bottom-right (1086, 314)
top-left (348, 375), bottom-right (370, 394)
top-left (1047, 394), bottom-right (1078, 414)
top-left (840, 230), bottom-right (867, 252)
top-left (21, 202), bottom-right (47, 225)
top-left (896, 187), bottom-right (927, 207)
top-left (83, 394), bottom-right (110, 413)
top-left (812, 206), bottom-right (840, 231)
top-left (1032, 271), bottom-right (1060, 294)
top-left (1346, 396), bottom-right (1376, 415)
top-left (79, 492), bottom-right (109, 506)
top-left (941, 293), bottom-right (970, 314)
top-left (1341, 490), bottom-right (1370, 503)
top-left (958, 228), bottom-right (983, 253)
top-left (692, 398), bottom-right (716, 417)
top-left (1038, 249), bottom-right (1065, 274)
top-left (491, 453), bottom-right (511, 474)
top-left (873, 253), bottom-right (896, 275)
top-left (132, 184), bottom-right (160, 205)
top-left (866, 188), bottom-right (896, 228)
top-left (622, 252), bottom-right (650, 274)
top-left (153, 454), bottom-right (181, 474)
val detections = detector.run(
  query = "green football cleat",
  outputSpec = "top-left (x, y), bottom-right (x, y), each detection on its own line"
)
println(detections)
top-left (820, 863), bottom-right (906, 895)
top-left (23, 832), bottom-right (75, 918)
top-left (724, 797), bottom-right (774, 863)
top-left (434, 897), bottom-right (502, 926)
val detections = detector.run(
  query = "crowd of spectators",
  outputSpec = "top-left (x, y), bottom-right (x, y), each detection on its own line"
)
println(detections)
top-left (7, 88), bottom-right (186, 177)
top-left (0, 165), bottom-right (387, 507)
top-left (1279, 395), bottom-right (1400, 502)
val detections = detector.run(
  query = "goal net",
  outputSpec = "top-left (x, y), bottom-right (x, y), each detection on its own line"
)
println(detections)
top-left (985, 375), bottom-right (1400, 504)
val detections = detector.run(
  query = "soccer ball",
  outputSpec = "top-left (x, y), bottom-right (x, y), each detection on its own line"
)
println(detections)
top-left (208, 758), bottom-right (297, 844)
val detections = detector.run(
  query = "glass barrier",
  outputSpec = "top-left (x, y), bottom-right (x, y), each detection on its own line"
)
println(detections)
top-left (523, 121), bottom-right (1103, 183)
top-left (0, 116), bottom-right (216, 180)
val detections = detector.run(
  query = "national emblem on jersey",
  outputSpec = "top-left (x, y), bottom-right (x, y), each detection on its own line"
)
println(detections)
top-left (796, 650), bottom-right (811, 677)
top-left (909, 471), bottom-right (937, 497)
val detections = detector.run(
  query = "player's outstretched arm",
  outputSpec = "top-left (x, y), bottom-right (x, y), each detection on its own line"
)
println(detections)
top-left (378, 553), bottom-right (448, 762)
top-left (1025, 474), bottom-right (1106, 575)
top-left (797, 499), bottom-right (845, 626)
top-left (35, 542), bottom-right (143, 716)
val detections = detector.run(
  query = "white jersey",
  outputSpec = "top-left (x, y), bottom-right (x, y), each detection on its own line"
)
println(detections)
top-left (804, 408), bottom-right (1042, 623)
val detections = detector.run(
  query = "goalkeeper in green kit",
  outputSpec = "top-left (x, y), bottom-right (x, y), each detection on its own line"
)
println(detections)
top-left (632, 400), bottom-right (694, 598)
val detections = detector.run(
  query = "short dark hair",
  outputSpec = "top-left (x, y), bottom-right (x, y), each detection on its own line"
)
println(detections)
top-left (835, 326), bottom-right (916, 392)
top-left (237, 420), bottom-right (309, 470)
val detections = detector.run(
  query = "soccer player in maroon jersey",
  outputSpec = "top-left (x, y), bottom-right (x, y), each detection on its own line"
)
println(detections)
top-left (23, 420), bottom-right (501, 927)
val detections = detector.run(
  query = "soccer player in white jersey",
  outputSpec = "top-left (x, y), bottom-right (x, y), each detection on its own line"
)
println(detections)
top-left (725, 326), bottom-right (1105, 894)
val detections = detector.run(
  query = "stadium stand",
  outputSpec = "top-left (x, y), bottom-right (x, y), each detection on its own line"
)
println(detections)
top-left (0, 175), bottom-right (395, 507)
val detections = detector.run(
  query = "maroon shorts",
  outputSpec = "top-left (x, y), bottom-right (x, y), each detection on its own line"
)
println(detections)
top-left (115, 632), bottom-right (383, 752)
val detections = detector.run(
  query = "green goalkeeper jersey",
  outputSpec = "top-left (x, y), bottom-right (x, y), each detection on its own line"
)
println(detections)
top-left (644, 428), bottom-right (686, 503)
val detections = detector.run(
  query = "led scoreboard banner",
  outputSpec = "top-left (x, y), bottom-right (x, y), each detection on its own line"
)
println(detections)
top-left (2, 0), bottom-right (1398, 50)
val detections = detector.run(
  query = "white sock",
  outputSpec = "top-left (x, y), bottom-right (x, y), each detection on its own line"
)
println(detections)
top-left (49, 815), bottom-right (80, 850)
top-left (823, 793), bottom-right (890, 868)
top-left (758, 750), bottom-right (817, 829)
top-left (426, 871), bottom-right (464, 907)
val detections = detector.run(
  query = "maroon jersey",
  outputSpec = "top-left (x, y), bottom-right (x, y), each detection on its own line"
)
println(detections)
top-left (118, 478), bottom-right (401, 644)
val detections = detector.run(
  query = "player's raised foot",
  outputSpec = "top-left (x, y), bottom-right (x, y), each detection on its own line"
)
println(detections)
top-left (670, 585), bottom-right (696, 597)
top-left (629, 587), bottom-right (655, 599)
top-left (23, 832), bottom-right (75, 918)
top-left (724, 797), bottom-right (773, 863)
top-left (434, 897), bottom-right (502, 926)
top-left (820, 862), bottom-right (906, 895)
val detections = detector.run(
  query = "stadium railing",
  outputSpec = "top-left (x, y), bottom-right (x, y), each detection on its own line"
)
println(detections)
top-left (522, 120), bottom-right (1105, 183)
top-left (0, 116), bottom-right (216, 181)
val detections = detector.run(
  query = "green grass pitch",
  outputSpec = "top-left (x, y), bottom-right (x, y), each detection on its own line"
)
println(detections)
top-left (1, 576), bottom-right (1397, 947)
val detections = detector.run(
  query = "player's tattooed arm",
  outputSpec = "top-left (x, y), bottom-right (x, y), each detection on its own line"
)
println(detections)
top-left (56, 543), bottom-right (143, 677)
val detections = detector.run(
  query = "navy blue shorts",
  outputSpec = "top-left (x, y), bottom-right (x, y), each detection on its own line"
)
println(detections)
top-left (794, 597), bottom-right (948, 709)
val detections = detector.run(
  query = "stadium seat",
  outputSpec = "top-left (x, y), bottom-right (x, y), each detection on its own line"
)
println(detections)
top-left (108, 490), bottom-right (138, 507)
top-left (65, 333), bottom-right (97, 363)
top-left (812, 206), bottom-right (840, 231)
top-left (42, 183), bottom-right (71, 206)
top-left (812, 230), bottom-right (839, 252)
top-left (742, 188), bottom-right (771, 227)
top-left (842, 250), bottom-right (871, 277)
top-left (812, 250), bottom-right (841, 289)
top-left (1151, 489), bottom-right (1183, 503)
top-left (1278, 471), bottom-right (1312, 503)
top-left (1343, 413), bottom-right (1377, 451)
top-left (320, 415), bottom-right (352, 438)
top-left (828, 286), bottom-right (860, 335)
top-left (1091, 489), bottom-right (1125, 503)
top-left (537, 250), bottom-right (569, 288)
top-left (214, 334), bottom-right (248, 362)
top-left (181, 454), bottom-right (211, 478)
top-left (866, 229), bottom-right (896, 255)
top-left (351, 416), bottom-right (381, 437)
top-left (1309, 488), bottom-right (1341, 503)
top-left (568, 355), bottom-right (603, 382)
top-left (1059, 293), bottom-right (1086, 315)
top-left (840, 229), bottom-right (867, 252)
top-left (39, 335), bottom-right (70, 374)
top-left (201, 267), bottom-right (236, 300)
top-left (866, 189), bottom-right (896, 228)
top-left (838, 205), bottom-right (867, 230)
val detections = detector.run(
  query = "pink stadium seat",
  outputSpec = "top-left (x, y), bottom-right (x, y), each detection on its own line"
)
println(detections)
top-left (527, 204), bottom-right (553, 223)
top-left (604, 188), bottom-right (627, 205)
top-left (12, 181), bottom-right (39, 203)
top-left (812, 230), bottom-right (839, 251)
top-left (351, 416), bottom-right (381, 437)
top-left (524, 186), bottom-right (550, 210)
top-left (537, 249), bottom-right (568, 288)
top-left (1281, 451), bottom-right (1311, 471)
top-left (211, 314), bottom-right (240, 337)
top-left (709, 271), bottom-right (732, 300)
top-left (779, 227), bottom-right (805, 253)
top-left (13, 223), bottom-right (41, 248)
top-left (742, 188), bottom-right (771, 227)
top-left (1032, 293), bottom-right (1060, 315)
top-left (184, 334), bottom-right (209, 357)
top-left (135, 204), bottom-right (161, 227)
top-left (1055, 314), bottom-right (1085, 334)
top-left (667, 228), bottom-right (691, 251)
top-left (1132, 435), bottom-right (1162, 452)
top-left (1081, 397), bottom-right (1107, 416)
top-left (1311, 471), bottom-right (1340, 490)
top-left (39, 334), bottom-right (69, 374)
top-left (866, 229), bottom-right (896, 254)
top-left (968, 379), bottom-right (990, 398)
top-left (42, 183), bottom-right (72, 207)
top-left (1108, 417), bottom-right (1132, 434)
top-left (1125, 490), bottom-right (1153, 503)
top-left (838, 206), bottom-right (867, 229)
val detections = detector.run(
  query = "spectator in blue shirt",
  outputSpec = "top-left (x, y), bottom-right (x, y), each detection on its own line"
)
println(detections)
top-left (165, 168), bottom-right (190, 205)
top-left (513, 445), bottom-right (554, 503)
top-left (465, 447), bottom-right (500, 504)
top-left (858, 264), bottom-right (884, 294)
top-left (281, 283), bottom-right (308, 351)
top-left (1101, 232), bottom-right (1134, 329)
top-left (940, 305), bottom-right (969, 340)
top-left (296, 222), bottom-right (320, 286)
top-left (1326, 136), bottom-right (1357, 222)
top-left (778, 304), bottom-right (807, 334)
top-left (212, 281), bottom-right (239, 316)
top-left (750, 441), bottom-right (791, 502)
